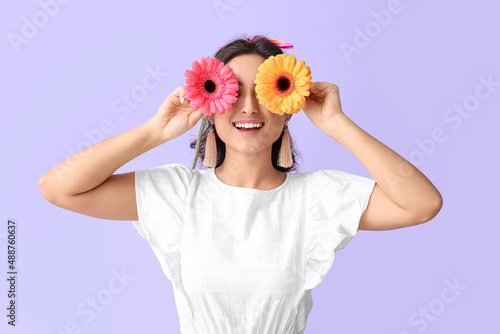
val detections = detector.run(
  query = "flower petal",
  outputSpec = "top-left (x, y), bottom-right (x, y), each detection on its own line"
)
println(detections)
top-left (184, 56), bottom-right (240, 117)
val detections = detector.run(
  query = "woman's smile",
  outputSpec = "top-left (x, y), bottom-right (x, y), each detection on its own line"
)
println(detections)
top-left (233, 121), bottom-right (265, 134)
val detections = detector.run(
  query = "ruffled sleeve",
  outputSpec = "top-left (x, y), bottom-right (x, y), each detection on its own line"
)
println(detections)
top-left (131, 163), bottom-right (192, 283)
top-left (305, 169), bottom-right (376, 290)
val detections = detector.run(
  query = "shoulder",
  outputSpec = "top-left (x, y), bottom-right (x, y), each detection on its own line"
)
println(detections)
top-left (137, 163), bottom-right (194, 177)
top-left (291, 169), bottom-right (375, 200)
top-left (138, 162), bottom-right (192, 174)
top-left (291, 168), bottom-right (361, 184)
top-left (135, 163), bottom-right (199, 191)
top-left (309, 168), bottom-right (374, 186)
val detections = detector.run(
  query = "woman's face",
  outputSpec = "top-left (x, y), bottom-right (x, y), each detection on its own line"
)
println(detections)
top-left (209, 53), bottom-right (292, 155)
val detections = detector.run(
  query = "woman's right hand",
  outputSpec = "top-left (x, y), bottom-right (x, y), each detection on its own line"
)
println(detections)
top-left (148, 85), bottom-right (205, 142)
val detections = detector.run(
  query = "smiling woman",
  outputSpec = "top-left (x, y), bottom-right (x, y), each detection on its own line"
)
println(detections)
top-left (39, 33), bottom-right (442, 334)
top-left (189, 36), bottom-right (303, 173)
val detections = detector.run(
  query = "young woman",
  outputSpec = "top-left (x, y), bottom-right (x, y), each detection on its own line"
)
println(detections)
top-left (39, 35), bottom-right (443, 333)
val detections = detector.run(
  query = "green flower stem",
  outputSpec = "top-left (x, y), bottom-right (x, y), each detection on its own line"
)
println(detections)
top-left (192, 115), bottom-right (208, 170)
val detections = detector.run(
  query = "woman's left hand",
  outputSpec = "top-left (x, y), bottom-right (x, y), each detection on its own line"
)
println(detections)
top-left (302, 82), bottom-right (345, 132)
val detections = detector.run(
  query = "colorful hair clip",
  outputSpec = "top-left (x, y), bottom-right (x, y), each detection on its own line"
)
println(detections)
top-left (247, 35), bottom-right (294, 49)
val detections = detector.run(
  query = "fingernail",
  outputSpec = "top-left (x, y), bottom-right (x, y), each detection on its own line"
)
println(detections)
top-left (180, 97), bottom-right (185, 104)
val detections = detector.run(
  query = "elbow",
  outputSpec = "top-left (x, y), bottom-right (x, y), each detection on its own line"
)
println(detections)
top-left (417, 193), bottom-right (444, 224)
top-left (39, 175), bottom-right (58, 204)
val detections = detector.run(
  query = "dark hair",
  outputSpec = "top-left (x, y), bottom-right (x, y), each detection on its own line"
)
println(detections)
top-left (189, 34), bottom-right (302, 173)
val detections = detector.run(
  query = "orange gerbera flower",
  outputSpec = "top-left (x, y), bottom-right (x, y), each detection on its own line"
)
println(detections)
top-left (254, 54), bottom-right (314, 115)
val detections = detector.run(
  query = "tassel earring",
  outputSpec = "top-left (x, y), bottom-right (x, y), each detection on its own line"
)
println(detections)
top-left (278, 120), bottom-right (292, 168)
top-left (203, 119), bottom-right (217, 167)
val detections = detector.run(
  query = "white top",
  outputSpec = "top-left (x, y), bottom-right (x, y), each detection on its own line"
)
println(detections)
top-left (132, 163), bottom-right (376, 334)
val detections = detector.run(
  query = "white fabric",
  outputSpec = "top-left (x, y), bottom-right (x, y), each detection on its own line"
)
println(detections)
top-left (132, 163), bottom-right (376, 334)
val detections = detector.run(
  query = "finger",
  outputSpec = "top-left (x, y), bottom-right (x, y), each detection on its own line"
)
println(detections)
top-left (189, 108), bottom-right (204, 126)
top-left (177, 85), bottom-right (192, 105)
top-left (177, 86), bottom-right (186, 104)
top-left (309, 82), bottom-right (330, 98)
top-left (309, 81), bottom-right (328, 92)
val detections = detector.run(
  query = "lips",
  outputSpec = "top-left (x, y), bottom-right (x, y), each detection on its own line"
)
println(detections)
top-left (232, 123), bottom-right (265, 127)
top-left (233, 122), bottom-right (264, 133)
top-left (233, 121), bottom-right (264, 128)
top-left (232, 120), bottom-right (265, 125)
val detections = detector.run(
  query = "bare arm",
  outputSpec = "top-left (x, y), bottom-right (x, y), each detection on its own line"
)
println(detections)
top-left (325, 113), bottom-right (443, 230)
top-left (38, 120), bottom-right (164, 220)
top-left (302, 82), bottom-right (443, 231)
top-left (38, 85), bottom-right (204, 221)
top-left (39, 120), bottom-right (162, 199)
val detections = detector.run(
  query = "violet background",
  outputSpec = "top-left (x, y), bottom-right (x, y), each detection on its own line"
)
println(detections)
top-left (2, 0), bottom-right (499, 333)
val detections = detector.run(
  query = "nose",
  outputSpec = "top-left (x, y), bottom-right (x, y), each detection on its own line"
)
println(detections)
top-left (239, 90), bottom-right (260, 115)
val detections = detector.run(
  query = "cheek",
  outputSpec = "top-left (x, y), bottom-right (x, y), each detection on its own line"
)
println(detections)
top-left (266, 122), bottom-right (286, 143)
top-left (213, 119), bottom-right (232, 140)
top-left (268, 117), bottom-right (286, 132)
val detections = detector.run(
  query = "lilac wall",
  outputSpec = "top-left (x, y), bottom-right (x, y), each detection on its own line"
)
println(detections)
top-left (2, 0), bottom-right (499, 333)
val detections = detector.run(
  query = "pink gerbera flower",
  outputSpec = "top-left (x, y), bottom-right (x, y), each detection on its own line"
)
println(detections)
top-left (184, 57), bottom-right (239, 117)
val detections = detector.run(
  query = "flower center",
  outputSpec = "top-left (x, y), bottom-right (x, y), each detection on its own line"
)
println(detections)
top-left (204, 79), bottom-right (217, 94)
top-left (275, 74), bottom-right (294, 96)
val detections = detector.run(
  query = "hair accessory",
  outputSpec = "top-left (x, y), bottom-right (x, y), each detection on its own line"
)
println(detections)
top-left (247, 35), bottom-right (294, 49)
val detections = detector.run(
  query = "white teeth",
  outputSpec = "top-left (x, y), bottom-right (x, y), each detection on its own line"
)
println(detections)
top-left (234, 123), bottom-right (263, 129)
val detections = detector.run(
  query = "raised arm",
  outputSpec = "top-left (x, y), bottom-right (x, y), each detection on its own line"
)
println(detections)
top-left (302, 82), bottom-right (443, 231)
top-left (38, 86), bottom-right (204, 221)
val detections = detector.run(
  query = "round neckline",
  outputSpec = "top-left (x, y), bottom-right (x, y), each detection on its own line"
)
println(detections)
top-left (210, 167), bottom-right (290, 193)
